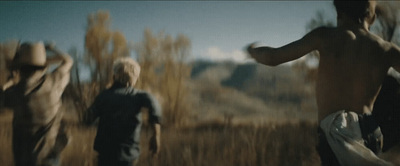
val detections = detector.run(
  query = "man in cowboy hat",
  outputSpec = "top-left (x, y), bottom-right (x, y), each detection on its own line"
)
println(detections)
top-left (0, 41), bottom-right (73, 166)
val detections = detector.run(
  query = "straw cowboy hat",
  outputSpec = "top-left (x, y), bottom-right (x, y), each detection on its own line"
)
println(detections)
top-left (13, 42), bottom-right (47, 68)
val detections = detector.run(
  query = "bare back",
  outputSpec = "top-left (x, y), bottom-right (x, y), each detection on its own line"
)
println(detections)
top-left (248, 26), bottom-right (400, 122)
top-left (316, 27), bottom-right (394, 120)
top-left (9, 70), bottom-right (70, 127)
top-left (5, 66), bottom-right (71, 164)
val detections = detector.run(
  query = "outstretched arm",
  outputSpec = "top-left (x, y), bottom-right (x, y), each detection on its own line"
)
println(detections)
top-left (83, 96), bottom-right (102, 125)
top-left (83, 105), bottom-right (98, 126)
top-left (1, 79), bottom-right (15, 91)
top-left (45, 44), bottom-right (73, 91)
top-left (45, 44), bottom-right (73, 75)
top-left (247, 27), bottom-right (324, 66)
top-left (1, 70), bottom-right (19, 91)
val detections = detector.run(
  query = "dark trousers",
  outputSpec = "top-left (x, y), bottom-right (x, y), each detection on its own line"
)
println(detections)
top-left (97, 154), bottom-right (136, 166)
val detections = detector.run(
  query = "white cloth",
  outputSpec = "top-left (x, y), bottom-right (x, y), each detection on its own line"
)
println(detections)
top-left (320, 110), bottom-right (393, 166)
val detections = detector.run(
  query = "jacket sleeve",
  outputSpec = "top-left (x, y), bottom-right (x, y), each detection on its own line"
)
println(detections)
top-left (84, 95), bottom-right (102, 125)
top-left (142, 92), bottom-right (162, 124)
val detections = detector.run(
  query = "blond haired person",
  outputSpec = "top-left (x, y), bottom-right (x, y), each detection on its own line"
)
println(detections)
top-left (1, 41), bottom-right (72, 166)
top-left (85, 57), bottom-right (161, 166)
top-left (247, 0), bottom-right (400, 165)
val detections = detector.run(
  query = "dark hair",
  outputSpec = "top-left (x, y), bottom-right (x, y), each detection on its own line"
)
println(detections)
top-left (16, 65), bottom-right (46, 78)
top-left (334, 0), bottom-right (375, 23)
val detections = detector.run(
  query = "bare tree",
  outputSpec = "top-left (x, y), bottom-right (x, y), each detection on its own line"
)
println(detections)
top-left (0, 40), bottom-right (19, 85)
top-left (135, 28), bottom-right (192, 127)
top-left (85, 10), bottom-right (130, 92)
top-left (69, 11), bottom-right (130, 122)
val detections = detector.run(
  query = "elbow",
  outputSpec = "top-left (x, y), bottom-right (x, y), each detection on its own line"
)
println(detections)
top-left (64, 54), bottom-right (73, 64)
top-left (63, 54), bottom-right (74, 70)
top-left (258, 55), bottom-right (281, 66)
top-left (254, 48), bottom-right (281, 66)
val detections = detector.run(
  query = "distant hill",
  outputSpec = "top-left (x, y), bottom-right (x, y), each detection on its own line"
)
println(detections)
top-left (191, 60), bottom-right (314, 104)
top-left (188, 60), bottom-right (318, 124)
top-left (221, 63), bottom-right (257, 89)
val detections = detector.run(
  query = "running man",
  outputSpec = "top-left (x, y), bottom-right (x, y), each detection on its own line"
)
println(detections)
top-left (247, 1), bottom-right (399, 165)
top-left (1, 41), bottom-right (73, 166)
top-left (85, 57), bottom-right (161, 166)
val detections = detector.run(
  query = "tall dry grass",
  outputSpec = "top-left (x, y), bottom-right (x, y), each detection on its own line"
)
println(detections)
top-left (0, 111), bottom-right (321, 166)
top-left (0, 111), bottom-right (13, 166)
top-left (67, 11), bottom-right (193, 128)
top-left (152, 121), bottom-right (320, 166)
top-left (134, 28), bottom-right (192, 127)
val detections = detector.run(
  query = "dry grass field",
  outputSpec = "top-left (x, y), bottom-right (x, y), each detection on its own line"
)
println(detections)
top-left (1, 63), bottom-right (399, 166)
top-left (0, 111), bottom-right (322, 166)
top-left (3, 3), bottom-right (400, 164)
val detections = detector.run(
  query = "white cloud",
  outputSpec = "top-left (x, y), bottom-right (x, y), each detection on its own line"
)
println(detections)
top-left (199, 46), bottom-right (253, 63)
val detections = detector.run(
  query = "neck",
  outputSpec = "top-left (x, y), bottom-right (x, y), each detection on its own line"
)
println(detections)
top-left (112, 82), bottom-right (131, 88)
top-left (337, 17), bottom-right (370, 32)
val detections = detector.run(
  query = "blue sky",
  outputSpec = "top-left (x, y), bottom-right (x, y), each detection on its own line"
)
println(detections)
top-left (0, 1), bottom-right (336, 62)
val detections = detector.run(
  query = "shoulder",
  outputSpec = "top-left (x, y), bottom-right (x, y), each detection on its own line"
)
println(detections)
top-left (136, 89), bottom-right (160, 104)
top-left (365, 32), bottom-right (399, 54)
top-left (297, 26), bottom-right (334, 50)
top-left (46, 69), bottom-right (70, 90)
top-left (310, 26), bottom-right (332, 33)
top-left (302, 26), bottom-right (337, 45)
top-left (305, 26), bottom-right (334, 38)
top-left (386, 42), bottom-right (400, 58)
top-left (94, 88), bottom-right (112, 102)
top-left (362, 33), bottom-right (400, 66)
top-left (135, 89), bottom-right (152, 99)
top-left (116, 87), bottom-right (150, 100)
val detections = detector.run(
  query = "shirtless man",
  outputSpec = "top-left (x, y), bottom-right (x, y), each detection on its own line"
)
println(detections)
top-left (0, 42), bottom-right (73, 166)
top-left (247, 1), bottom-right (399, 165)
